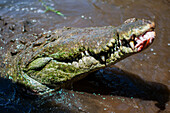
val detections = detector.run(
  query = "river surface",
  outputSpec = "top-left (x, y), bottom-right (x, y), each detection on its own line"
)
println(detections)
top-left (0, 0), bottom-right (169, 113)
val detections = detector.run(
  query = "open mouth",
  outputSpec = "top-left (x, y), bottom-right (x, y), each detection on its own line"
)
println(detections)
top-left (129, 30), bottom-right (156, 52)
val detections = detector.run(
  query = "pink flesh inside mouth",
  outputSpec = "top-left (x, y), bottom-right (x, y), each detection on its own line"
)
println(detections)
top-left (135, 31), bottom-right (156, 52)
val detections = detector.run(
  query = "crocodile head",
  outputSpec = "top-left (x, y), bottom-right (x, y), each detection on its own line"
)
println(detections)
top-left (117, 18), bottom-right (155, 52)
top-left (6, 18), bottom-right (155, 94)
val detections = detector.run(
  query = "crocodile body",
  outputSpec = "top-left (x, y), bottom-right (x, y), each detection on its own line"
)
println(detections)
top-left (2, 18), bottom-right (155, 94)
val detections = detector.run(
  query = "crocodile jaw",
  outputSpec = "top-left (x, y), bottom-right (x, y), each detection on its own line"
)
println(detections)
top-left (135, 31), bottom-right (155, 51)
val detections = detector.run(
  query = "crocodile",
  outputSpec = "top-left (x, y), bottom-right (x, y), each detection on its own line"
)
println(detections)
top-left (2, 18), bottom-right (156, 95)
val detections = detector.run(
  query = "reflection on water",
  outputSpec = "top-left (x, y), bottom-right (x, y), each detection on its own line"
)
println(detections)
top-left (73, 66), bottom-right (169, 111)
top-left (0, 0), bottom-right (169, 112)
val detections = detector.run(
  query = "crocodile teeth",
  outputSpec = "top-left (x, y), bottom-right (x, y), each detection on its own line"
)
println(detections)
top-left (129, 41), bottom-right (135, 49)
top-left (107, 39), bottom-right (115, 47)
top-left (85, 51), bottom-right (90, 56)
top-left (101, 56), bottom-right (105, 62)
top-left (81, 52), bottom-right (85, 57)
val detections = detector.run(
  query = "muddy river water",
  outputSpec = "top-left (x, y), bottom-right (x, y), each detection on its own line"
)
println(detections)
top-left (0, 0), bottom-right (169, 113)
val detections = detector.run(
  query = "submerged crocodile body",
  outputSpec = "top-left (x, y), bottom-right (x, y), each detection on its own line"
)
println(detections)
top-left (3, 18), bottom-right (155, 95)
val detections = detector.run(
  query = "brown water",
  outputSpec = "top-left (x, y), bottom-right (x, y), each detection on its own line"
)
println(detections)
top-left (0, 0), bottom-right (169, 113)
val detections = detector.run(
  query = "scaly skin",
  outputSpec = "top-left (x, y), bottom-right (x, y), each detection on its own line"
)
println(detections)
top-left (3, 18), bottom-right (155, 94)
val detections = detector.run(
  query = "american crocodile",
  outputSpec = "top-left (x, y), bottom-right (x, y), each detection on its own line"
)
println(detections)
top-left (2, 18), bottom-right (155, 95)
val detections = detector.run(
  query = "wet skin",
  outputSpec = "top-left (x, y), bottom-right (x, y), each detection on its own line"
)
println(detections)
top-left (3, 18), bottom-right (155, 94)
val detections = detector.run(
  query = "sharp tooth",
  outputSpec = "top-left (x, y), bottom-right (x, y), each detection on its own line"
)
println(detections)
top-left (119, 40), bottom-right (122, 45)
top-left (93, 49), bottom-right (98, 54)
top-left (85, 51), bottom-right (89, 56)
top-left (101, 56), bottom-right (105, 62)
top-left (81, 52), bottom-right (85, 57)
top-left (107, 39), bottom-right (115, 47)
top-left (130, 41), bottom-right (135, 49)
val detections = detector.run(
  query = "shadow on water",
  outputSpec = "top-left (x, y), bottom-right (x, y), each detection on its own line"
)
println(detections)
top-left (0, 77), bottom-right (72, 113)
top-left (0, 66), bottom-right (169, 112)
top-left (72, 66), bottom-right (170, 110)
top-left (0, 77), bottom-right (34, 113)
